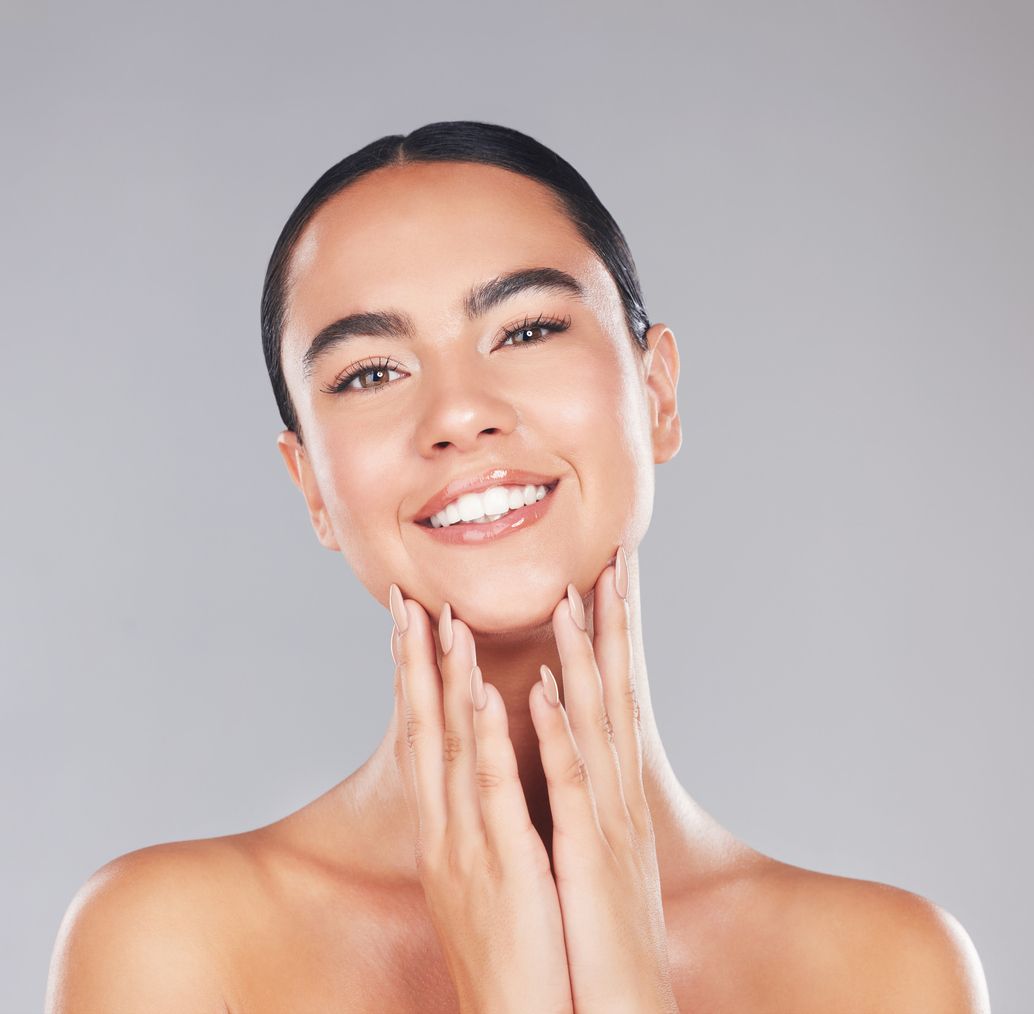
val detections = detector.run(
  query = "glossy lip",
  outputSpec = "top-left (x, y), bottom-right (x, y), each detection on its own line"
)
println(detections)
top-left (412, 467), bottom-right (561, 523)
top-left (415, 478), bottom-right (562, 545)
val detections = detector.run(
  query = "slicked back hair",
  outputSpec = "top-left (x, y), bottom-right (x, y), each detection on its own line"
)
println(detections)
top-left (261, 120), bottom-right (651, 444)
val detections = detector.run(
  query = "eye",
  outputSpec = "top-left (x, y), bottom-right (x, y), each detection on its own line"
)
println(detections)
top-left (499, 313), bottom-right (572, 348)
top-left (322, 313), bottom-right (572, 396)
top-left (322, 359), bottom-right (404, 395)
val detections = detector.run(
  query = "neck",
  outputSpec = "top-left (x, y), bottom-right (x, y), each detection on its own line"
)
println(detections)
top-left (330, 553), bottom-right (746, 890)
top-left (461, 553), bottom-right (676, 851)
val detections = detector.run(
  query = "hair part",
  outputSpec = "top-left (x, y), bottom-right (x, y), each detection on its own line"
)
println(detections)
top-left (261, 120), bottom-right (652, 445)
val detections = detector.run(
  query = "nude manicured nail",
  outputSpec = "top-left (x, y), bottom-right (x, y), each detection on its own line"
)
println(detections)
top-left (566, 582), bottom-right (586, 630)
top-left (470, 665), bottom-right (487, 710)
top-left (389, 583), bottom-right (408, 633)
top-left (390, 624), bottom-right (399, 664)
top-left (540, 664), bottom-right (560, 706)
top-left (614, 544), bottom-right (629, 600)
top-left (439, 601), bottom-right (453, 654)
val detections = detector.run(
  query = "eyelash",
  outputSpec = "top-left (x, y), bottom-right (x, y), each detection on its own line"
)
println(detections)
top-left (321, 313), bottom-right (573, 395)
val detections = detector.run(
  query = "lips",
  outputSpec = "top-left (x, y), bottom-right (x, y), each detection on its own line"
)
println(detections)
top-left (412, 467), bottom-right (561, 523)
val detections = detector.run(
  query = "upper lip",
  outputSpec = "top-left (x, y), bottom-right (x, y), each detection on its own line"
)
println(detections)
top-left (412, 467), bottom-right (561, 523)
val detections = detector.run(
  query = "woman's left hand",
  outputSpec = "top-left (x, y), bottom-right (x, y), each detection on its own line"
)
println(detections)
top-left (529, 545), bottom-right (680, 1014)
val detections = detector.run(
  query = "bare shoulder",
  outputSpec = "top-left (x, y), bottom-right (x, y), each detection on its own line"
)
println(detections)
top-left (45, 834), bottom-right (260, 1014)
top-left (743, 860), bottom-right (991, 1013)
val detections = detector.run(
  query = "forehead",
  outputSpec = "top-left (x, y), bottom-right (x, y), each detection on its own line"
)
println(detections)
top-left (282, 161), bottom-right (617, 357)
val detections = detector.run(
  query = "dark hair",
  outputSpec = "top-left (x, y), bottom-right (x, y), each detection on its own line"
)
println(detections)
top-left (261, 120), bottom-right (652, 444)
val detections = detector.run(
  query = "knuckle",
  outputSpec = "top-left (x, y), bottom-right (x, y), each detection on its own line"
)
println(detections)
top-left (626, 684), bottom-right (642, 729)
top-left (598, 708), bottom-right (616, 745)
top-left (442, 730), bottom-right (463, 764)
top-left (618, 606), bottom-right (633, 638)
top-left (561, 754), bottom-right (590, 787)
top-left (474, 764), bottom-right (505, 791)
top-left (405, 714), bottom-right (422, 751)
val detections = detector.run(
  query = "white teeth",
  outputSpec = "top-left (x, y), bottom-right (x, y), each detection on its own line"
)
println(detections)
top-left (427, 483), bottom-right (553, 528)
top-left (456, 492), bottom-right (483, 523)
top-left (480, 486), bottom-right (512, 518)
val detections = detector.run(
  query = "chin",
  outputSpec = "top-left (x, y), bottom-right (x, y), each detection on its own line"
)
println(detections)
top-left (442, 571), bottom-right (567, 635)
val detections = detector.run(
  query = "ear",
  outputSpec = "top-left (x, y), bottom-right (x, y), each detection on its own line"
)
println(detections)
top-left (641, 322), bottom-right (682, 464)
top-left (276, 431), bottom-right (341, 551)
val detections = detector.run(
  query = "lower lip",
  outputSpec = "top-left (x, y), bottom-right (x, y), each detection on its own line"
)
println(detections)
top-left (415, 480), bottom-right (561, 545)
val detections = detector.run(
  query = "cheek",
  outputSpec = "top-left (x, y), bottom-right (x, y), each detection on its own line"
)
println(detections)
top-left (549, 345), bottom-right (653, 538)
top-left (314, 426), bottom-right (401, 546)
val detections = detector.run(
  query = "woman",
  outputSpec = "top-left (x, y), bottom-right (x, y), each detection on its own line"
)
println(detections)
top-left (47, 121), bottom-right (989, 1013)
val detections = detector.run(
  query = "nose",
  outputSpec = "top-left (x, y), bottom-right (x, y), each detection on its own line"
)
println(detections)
top-left (412, 358), bottom-right (520, 455)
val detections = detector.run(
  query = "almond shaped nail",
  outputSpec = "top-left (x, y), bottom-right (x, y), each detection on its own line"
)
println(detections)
top-left (389, 582), bottom-right (408, 633)
top-left (566, 582), bottom-right (586, 630)
top-left (439, 601), bottom-right (454, 654)
top-left (469, 664), bottom-right (487, 710)
top-left (540, 664), bottom-right (560, 706)
top-left (614, 544), bottom-right (629, 600)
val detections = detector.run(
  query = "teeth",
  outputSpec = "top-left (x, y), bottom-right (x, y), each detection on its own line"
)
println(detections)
top-left (427, 483), bottom-right (552, 528)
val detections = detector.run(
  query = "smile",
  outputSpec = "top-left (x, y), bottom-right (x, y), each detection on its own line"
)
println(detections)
top-left (415, 479), bottom-right (561, 545)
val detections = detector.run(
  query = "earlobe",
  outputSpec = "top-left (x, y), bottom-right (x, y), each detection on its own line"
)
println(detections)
top-left (275, 431), bottom-right (341, 551)
top-left (642, 323), bottom-right (682, 464)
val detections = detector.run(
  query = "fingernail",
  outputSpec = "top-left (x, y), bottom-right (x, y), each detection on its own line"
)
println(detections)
top-left (389, 583), bottom-right (408, 633)
top-left (390, 624), bottom-right (399, 664)
top-left (469, 665), bottom-right (487, 710)
top-left (439, 601), bottom-right (453, 654)
top-left (614, 544), bottom-right (629, 600)
top-left (540, 664), bottom-right (560, 706)
top-left (566, 582), bottom-right (586, 630)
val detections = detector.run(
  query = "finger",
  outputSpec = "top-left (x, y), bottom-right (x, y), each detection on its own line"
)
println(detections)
top-left (392, 661), bottom-right (420, 838)
top-left (551, 582), bottom-right (628, 843)
top-left (592, 547), bottom-right (648, 829)
top-left (470, 671), bottom-right (539, 866)
top-left (438, 607), bottom-right (486, 842)
top-left (395, 590), bottom-right (448, 845)
top-left (529, 670), bottom-right (605, 853)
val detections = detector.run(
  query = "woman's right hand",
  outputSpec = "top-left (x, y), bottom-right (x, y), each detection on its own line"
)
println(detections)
top-left (390, 585), bottom-right (574, 1014)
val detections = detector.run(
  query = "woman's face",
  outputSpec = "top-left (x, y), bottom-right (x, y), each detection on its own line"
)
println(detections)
top-left (277, 160), bottom-right (679, 635)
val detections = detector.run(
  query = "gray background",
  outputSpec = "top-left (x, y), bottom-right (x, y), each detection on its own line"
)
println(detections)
top-left (2, 1), bottom-right (1030, 1010)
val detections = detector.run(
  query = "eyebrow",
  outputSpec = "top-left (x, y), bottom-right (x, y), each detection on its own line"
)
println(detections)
top-left (301, 266), bottom-right (585, 381)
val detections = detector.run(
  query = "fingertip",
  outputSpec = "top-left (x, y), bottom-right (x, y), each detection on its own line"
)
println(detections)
top-left (469, 664), bottom-right (488, 714)
top-left (473, 678), bottom-right (511, 732)
top-left (539, 663), bottom-right (560, 707)
top-left (457, 616), bottom-right (478, 666)
top-left (438, 601), bottom-right (453, 654)
top-left (530, 676), bottom-right (562, 729)
top-left (528, 678), bottom-right (546, 716)
top-left (614, 544), bottom-right (629, 600)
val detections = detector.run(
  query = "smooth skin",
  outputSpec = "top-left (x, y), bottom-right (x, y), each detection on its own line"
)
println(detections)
top-left (46, 161), bottom-right (990, 1013)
